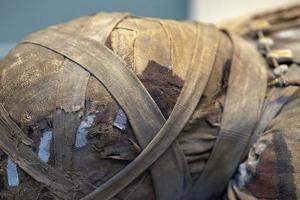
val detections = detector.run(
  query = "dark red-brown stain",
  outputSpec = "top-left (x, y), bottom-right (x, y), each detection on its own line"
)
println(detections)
top-left (247, 133), bottom-right (297, 199)
top-left (138, 61), bottom-right (184, 119)
top-left (247, 144), bottom-right (279, 199)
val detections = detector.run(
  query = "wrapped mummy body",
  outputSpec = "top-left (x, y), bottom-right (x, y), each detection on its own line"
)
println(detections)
top-left (0, 6), bottom-right (299, 200)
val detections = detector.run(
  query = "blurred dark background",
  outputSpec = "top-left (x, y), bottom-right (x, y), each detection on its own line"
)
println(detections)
top-left (0, 0), bottom-right (188, 57)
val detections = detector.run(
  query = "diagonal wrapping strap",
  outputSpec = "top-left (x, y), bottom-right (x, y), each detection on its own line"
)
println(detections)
top-left (245, 64), bottom-right (300, 155)
top-left (186, 32), bottom-right (268, 200)
top-left (78, 24), bottom-right (219, 200)
top-left (22, 24), bottom-right (220, 200)
top-left (0, 105), bottom-right (33, 146)
top-left (0, 104), bottom-right (95, 200)
top-left (22, 25), bottom-right (196, 199)
top-left (0, 13), bottom-right (132, 199)
top-left (53, 12), bottom-right (129, 172)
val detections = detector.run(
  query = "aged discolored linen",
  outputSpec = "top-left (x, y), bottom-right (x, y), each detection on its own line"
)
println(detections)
top-left (222, 5), bottom-right (300, 200)
top-left (0, 5), bottom-right (299, 200)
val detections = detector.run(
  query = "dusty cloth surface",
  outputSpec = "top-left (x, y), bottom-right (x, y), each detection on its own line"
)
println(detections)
top-left (223, 5), bottom-right (300, 200)
top-left (0, 8), bottom-right (296, 200)
top-left (0, 14), bottom-right (240, 200)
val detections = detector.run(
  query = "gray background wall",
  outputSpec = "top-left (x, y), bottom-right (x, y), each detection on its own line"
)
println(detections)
top-left (189, 0), bottom-right (298, 22)
top-left (0, 0), bottom-right (188, 57)
top-left (1, 0), bottom-right (297, 58)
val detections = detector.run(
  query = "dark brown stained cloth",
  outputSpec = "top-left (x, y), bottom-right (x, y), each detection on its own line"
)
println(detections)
top-left (223, 5), bottom-right (300, 200)
top-left (0, 10), bottom-right (282, 200)
top-left (0, 14), bottom-right (235, 200)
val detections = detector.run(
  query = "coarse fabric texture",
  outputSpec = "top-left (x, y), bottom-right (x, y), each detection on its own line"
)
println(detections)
top-left (223, 5), bottom-right (300, 200)
top-left (0, 7), bottom-right (297, 200)
top-left (0, 14), bottom-right (231, 198)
